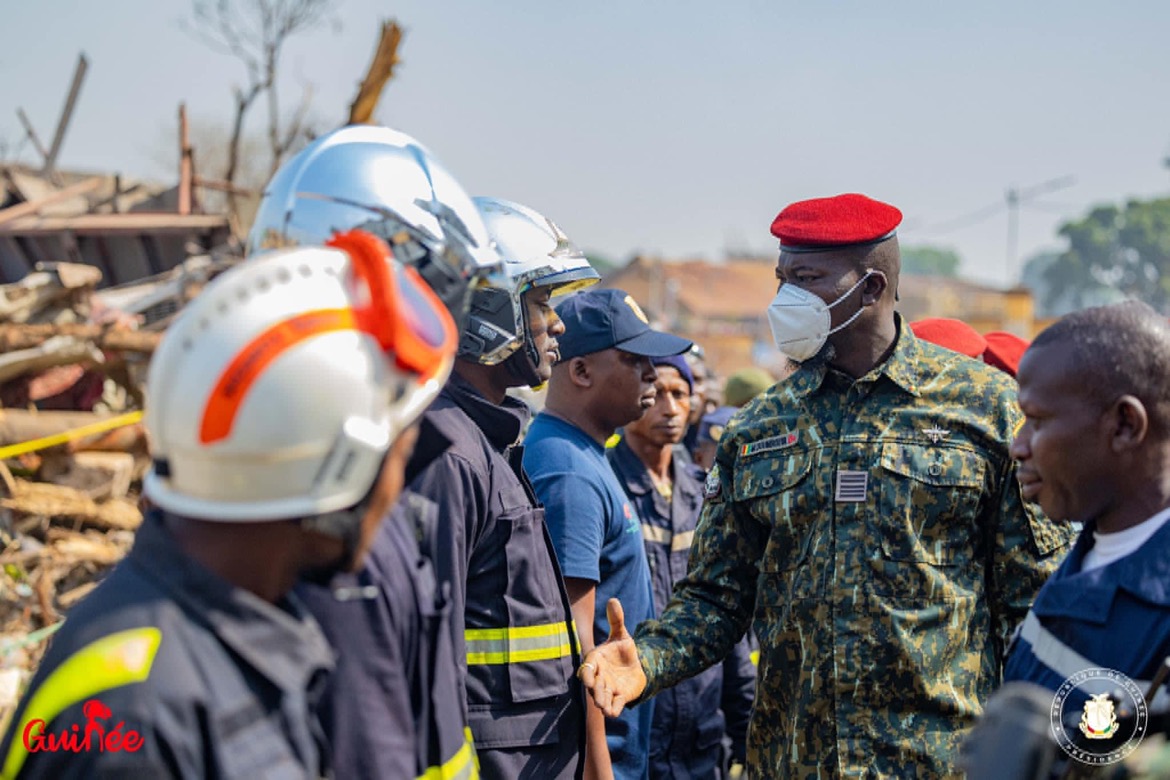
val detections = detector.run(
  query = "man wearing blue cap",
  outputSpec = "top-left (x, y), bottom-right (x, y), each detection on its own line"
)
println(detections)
top-left (523, 288), bottom-right (691, 780)
top-left (576, 194), bottom-right (1075, 778)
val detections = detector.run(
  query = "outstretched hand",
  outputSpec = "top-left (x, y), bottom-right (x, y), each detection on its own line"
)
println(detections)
top-left (577, 598), bottom-right (647, 717)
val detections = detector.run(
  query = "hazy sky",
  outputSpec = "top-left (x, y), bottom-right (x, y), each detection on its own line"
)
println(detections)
top-left (4, 1), bottom-right (1169, 287)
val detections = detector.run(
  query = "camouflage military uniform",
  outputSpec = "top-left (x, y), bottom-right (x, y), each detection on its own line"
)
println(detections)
top-left (635, 317), bottom-right (1075, 778)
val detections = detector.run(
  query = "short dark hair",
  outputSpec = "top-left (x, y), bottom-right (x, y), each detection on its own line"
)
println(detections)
top-left (1031, 300), bottom-right (1170, 433)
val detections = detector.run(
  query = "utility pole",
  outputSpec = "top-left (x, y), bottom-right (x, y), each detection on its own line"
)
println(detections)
top-left (1004, 175), bottom-right (1076, 285)
top-left (1006, 185), bottom-right (1020, 285)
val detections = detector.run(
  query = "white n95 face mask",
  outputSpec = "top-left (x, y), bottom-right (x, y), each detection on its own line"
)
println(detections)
top-left (767, 271), bottom-right (873, 362)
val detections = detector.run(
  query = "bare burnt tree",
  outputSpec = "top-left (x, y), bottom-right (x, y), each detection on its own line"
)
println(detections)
top-left (184, 0), bottom-right (336, 195)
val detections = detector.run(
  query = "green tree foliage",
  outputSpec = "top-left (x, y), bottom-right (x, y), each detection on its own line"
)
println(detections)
top-left (1045, 197), bottom-right (1170, 313)
top-left (1021, 250), bottom-right (1121, 317)
top-left (900, 245), bottom-right (961, 277)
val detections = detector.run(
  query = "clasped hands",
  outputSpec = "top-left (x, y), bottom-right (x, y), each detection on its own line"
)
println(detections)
top-left (576, 598), bottom-right (648, 717)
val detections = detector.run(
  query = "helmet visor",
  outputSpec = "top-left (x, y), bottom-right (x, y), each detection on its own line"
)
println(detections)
top-left (326, 230), bottom-right (458, 383)
top-left (396, 263), bottom-right (456, 351)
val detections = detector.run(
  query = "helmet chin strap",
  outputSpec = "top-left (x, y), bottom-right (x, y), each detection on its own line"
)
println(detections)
top-left (503, 300), bottom-right (544, 388)
top-left (503, 335), bottom-right (543, 388)
top-left (298, 452), bottom-right (388, 584)
top-left (298, 506), bottom-right (365, 585)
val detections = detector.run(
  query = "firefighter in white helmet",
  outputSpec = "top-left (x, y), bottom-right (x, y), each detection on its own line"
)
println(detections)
top-left (0, 231), bottom-right (457, 779)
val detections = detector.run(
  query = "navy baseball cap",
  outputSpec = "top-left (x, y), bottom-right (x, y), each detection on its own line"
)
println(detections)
top-left (651, 354), bottom-right (693, 391)
top-left (556, 289), bottom-right (693, 360)
top-left (698, 405), bottom-right (737, 444)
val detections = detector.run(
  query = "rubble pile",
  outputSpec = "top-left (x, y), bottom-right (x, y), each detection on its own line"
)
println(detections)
top-left (0, 256), bottom-right (235, 724)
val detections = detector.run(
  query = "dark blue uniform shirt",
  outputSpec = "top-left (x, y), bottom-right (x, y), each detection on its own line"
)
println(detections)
top-left (299, 490), bottom-right (475, 779)
top-left (1004, 516), bottom-right (1170, 712)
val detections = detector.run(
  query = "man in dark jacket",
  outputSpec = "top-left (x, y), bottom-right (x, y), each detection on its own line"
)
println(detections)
top-left (0, 235), bottom-right (457, 778)
top-left (246, 125), bottom-right (499, 779)
top-left (299, 485), bottom-right (475, 780)
top-left (409, 198), bottom-right (600, 779)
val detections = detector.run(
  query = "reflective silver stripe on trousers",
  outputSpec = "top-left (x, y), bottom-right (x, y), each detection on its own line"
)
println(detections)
top-left (1019, 611), bottom-right (1170, 712)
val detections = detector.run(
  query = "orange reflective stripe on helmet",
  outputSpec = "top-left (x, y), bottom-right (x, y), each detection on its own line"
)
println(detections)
top-left (199, 230), bottom-right (457, 446)
top-left (199, 309), bottom-right (360, 444)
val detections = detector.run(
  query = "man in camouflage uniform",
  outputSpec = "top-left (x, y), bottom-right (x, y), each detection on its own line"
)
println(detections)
top-left (577, 193), bottom-right (1075, 778)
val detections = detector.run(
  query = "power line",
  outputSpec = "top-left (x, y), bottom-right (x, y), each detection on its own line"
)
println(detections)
top-left (1006, 176), bottom-right (1076, 282)
top-left (913, 201), bottom-right (1006, 235)
top-left (907, 175), bottom-right (1076, 284)
top-left (1020, 201), bottom-right (1083, 214)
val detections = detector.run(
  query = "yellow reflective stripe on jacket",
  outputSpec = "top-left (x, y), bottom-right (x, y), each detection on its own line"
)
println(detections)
top-left (465, 621), bottom-right (574, 665)
top-left (417, 727), bottom-right (478, 780)
top-left (2, 627), bottom-right (162, 779)
top-left (641, 524), bottom-right (695, 552)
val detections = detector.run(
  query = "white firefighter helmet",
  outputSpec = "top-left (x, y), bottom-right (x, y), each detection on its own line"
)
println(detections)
top-left (246, 125), bottom-right (501, 334)
top-left (144, 230), bottom-right (457, 523)
top-left (461, 197), bottom-right (599, 384)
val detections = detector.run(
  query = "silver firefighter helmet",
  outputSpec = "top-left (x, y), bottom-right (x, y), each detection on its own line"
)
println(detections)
top-left (247, 125), bottom-right (500, 334)
top-left (464, 197), bottom-right (599, 386)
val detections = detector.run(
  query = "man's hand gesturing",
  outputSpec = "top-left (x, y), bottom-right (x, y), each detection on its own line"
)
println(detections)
top-left (577, 598), bottom-right (647, 717)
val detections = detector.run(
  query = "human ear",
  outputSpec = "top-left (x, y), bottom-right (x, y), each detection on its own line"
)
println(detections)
top-left (570, 356), bottom-right (593, 389)
top-left (1110, 395), bottom-right (1148, 452)
top-left (861, 270), bottom-right (888, 306)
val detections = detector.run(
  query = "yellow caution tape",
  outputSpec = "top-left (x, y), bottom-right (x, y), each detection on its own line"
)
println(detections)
top-left (0, 410), bottom-right (144, 461)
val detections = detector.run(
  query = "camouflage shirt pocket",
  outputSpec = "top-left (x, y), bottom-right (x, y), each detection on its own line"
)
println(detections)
top-left (733, 449), bottom-right (814, 573)
top-left (874, 443), bottom-right (985, 568)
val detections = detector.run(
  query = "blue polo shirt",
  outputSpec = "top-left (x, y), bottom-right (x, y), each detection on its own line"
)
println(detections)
top-left (523, 412), bottom-right (655, 780)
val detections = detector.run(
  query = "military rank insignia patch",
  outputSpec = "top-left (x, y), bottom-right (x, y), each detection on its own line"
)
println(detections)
top-left (704, 466), bottom-right (722, 500)
top-left (835, 470), bottom-right (868, 502)
top-left (740, 432), bottom-right (798, 457)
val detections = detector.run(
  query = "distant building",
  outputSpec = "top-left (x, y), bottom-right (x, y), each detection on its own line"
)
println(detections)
top-left (600, 255), bottom-right (781, 381)
top-left (896, 274), bottom-right (1039, 337)
top-left (602, 255), bottom-right (1042, 380)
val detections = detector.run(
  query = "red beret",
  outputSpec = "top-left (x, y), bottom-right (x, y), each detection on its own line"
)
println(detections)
top-left (982, 331), bottom-right (1029, 378)
top-left (910, 318), bottom-right (987, 359)
top-left (771, 193), bottom-right (903, 252)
